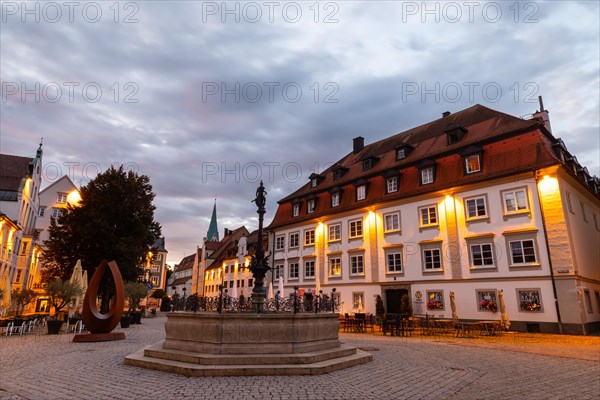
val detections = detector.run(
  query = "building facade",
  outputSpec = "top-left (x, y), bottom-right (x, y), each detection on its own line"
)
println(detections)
top-left (0, 144), bottom-right (44, 313)
top-left (268, 104), bottom-right (600, 334)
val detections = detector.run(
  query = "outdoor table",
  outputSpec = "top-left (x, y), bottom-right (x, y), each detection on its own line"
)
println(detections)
top-left (455, 322), bottom-right (480, 338)
top-left (479, 320), bottom-right (501, 336)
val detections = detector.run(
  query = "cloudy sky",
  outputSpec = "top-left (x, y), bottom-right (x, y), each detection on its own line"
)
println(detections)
top-left (1, 1), bottom-right (598, 266)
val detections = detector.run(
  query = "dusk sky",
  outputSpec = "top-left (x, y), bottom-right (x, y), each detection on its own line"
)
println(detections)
top-left (1, 1), bottom-right (598, 267)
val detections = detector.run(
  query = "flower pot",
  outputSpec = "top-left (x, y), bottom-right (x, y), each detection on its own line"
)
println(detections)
top-left (131, 311), bottom-right (142, 324)
top-left (120, 315), bottom-right (131, 328)
top-left (47, 320), bottom-right (64, 335)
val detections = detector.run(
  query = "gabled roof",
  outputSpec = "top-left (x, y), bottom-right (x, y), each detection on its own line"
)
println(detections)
top-left (152, 237), bottom-right (168, 253)
top-left (39, 175), bottom-right (77, 195)
top-left (0, 154), bottom-right (32, 191)
top-left (268, 104), bottom-right (562, 229)
top-left (174, 252), bottom-right (196, 272)
top-left (205, 226), bottom-right (249, 271)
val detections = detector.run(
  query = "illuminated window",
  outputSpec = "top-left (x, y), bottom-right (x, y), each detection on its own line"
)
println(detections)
top-left (386, 177), bottom-right (398, 194)
top-left (502, 188), bottom-right (529, 214)
top-left (419, 205), bottom-right (438, 227)
top-left (304, 229), bottom-right (315, 246)
top-left (151, 276), bottom-right (159, 286)
top-left (464, 155), bottom-right (481, 174)
top-left (328, 223), bottom-right (341, 241)
top-left (329, 257), bottom-right (341, 277)
top-left (349, 219), bottom-right (363, 238)
top-left (350, 254), bottom-right (364, 276)
top-left (384, 212), bottom-right (400, 232)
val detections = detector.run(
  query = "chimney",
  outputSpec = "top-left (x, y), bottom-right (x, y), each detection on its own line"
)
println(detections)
top-left (532, 95), bottom-right (552, 133)
top-left (442, 111), bottom-right (451, 117)
top-left (353, 136), bottom-right (364, 154)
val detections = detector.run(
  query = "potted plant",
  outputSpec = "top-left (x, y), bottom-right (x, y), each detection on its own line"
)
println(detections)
top-left (124, 282), bottom-right (148, 324)
top-left (375, 295), bottom-right (385, 327)
top-left (45, 279), bottom-right (83, 334)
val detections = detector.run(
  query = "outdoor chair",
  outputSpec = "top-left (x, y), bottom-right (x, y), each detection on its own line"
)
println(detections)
top-left (363, 314), bottom-right (374, 333)
top-left (7, 319), bottom-right (25, 336)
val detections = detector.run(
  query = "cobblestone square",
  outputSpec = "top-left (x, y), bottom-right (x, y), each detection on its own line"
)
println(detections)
top-left (1, 316), bottom-right (599, 400)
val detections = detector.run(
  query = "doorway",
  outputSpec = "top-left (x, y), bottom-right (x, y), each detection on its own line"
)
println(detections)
top-left (385, 289), bottom-right (408, 314)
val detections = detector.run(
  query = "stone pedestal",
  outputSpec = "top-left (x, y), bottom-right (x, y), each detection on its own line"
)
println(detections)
top-left (125, 312), bottom-right (372, 376)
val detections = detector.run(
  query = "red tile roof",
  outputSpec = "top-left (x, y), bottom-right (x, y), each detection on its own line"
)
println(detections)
top-left (0, 154), bottom-right (32, 192)
top-left (268, 104), bottom-right (564, 229)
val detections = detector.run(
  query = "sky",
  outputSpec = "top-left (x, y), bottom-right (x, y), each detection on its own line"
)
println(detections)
top-left (1, 1), bottom-right (599, 267)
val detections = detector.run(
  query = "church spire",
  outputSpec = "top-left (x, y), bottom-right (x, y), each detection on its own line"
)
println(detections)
top-left (206, 200), bottom-right (219, 242)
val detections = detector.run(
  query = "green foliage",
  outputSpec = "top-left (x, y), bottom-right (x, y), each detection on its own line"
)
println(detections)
top-left (151, 289), bottom-right (166, 299)
top-left (124, 281), bottom-right (148, 312)
top-left (11, 288), bottom-right (37, 316)
top-left (45, 280), bottom-right (83, 318)
top-left (41, 166), bottom-right (161, 285)
top-left (375, 295), bottom-right (385, 318)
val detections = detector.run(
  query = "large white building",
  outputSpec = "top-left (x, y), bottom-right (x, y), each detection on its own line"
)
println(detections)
top-left (267, 103), bottom-right (600, 334)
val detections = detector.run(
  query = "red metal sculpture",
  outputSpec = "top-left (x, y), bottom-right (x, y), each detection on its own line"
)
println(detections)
top-left (82, 260), bottom-right (125, 334)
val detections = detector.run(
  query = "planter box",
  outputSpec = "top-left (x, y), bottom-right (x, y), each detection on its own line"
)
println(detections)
top-left (47, 320), bottom-right (64, 335)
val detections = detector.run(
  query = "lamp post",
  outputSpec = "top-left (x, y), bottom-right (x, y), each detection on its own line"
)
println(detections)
top-left (249, 181), bottom-right (270, 313)
top-left (182, 287), bottom-right (187, 311)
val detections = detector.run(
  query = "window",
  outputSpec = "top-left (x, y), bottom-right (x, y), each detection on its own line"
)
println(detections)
top-left (304, 260), bottom-right (315, 278)
top-left (304, 229), bottom-right (315, 246)
top-left (517, 289), bottom-right (542, 312)
top-left (470, 243), bottom-right (495, 268)
top-left (477, 290), bottom-right (498, 312)
top-left (580, 201), bottom-right (588, 222)
top-left (333, 169), bottom-right (343, 180)
top-left (289, 232), bottom-right (299, 248)
top-left (248, 278), bottom-right (253, 287)
top-left (274, 264), bottom-right (283, 279)
top-left (509, 239), bottom-right (537, 264)
top-left (464, 155), bottom-right (481, 174)
top-left (156, 254), bottom-right (163, 262)
top-left (419, 205), bottom-right (438, 227)
top-left (331, 192), bottom-right (340, 207)
top-left (422, 248), bottom-right (442, 270)
top-left (21, 242), bottom-right (28, 255)
top-left (350, 254), bottom-right (364, 276)
top-left (275, 235), bottom-right (285, 251)
top-left (426, 290), bottom-right (444, 310)
top-left (352, 292), bottom-right (365, 311)
top-left (421, 166), bottom-right (434, 185)
top-left (57, 194), bottom-right (67, 203)
top-left (328, 223), bottom-right (341, 242)
top-left (329, 257), bottom-right (341, 277)
top-left (51, 208), bottom-right (62, 218)
top-left (584, 290), bottom-right (593, 313)
top-left (465, 196), bottom-right (487, 220)
top-left (356, 185), bottom-right (366, 201)
top-left (349, 219), bottom-right (363, 238)
top-left (502, 188), bottom-right (529, 214)
top-left (396, 148), bottom-right (406, 160)
top-left (39, 207), bottom-right (45, 217)
top-left (292, 203), bottom-right (300, 217)
top-left (311, 178), bottom-right (318, 187)
top-left (595, 291), bottom-right (600, 312)
top-left (566, 191), bottom-right (574, 213)
top-left (289, 262), bottom-right (299, 279)
top-left (384, 212), bottom-right (400, 232)
top-left (15, 270), bottom-right (22, 283)
top-left (151, 276), bottom-right (159, 286)
top-left (594, 214), bottom-right (600, 231)
top-left (363, 159), bottom-right (373, 171)
top-left (386, 177), bottom-right (398, 194)
top-left (307, 199), bottom-right (315, 214)
top-left (229, 281), bottom-right (234, 289)
top-left (386, 251), bottom-right (403, 273)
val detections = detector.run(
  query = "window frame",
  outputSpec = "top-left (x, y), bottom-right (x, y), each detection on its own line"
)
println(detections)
top-left (275, 235), bottom-right (285, 251)
top-left (288, 261), bottom-right (299, 280)
top-left (39, 207), bottom-right (45, 217)
top-left (420, 166), bottom-right (435, 185)
top-left (396, 148), bottom-right (406, 160)
top-left (331, 192), bottom-right (340, 207)
top-left (292, 203), bottom-right (300, 217)
top-left (328, 223), bottom-right (341, 242)
top-left (356, 185), bottom-right (367, 201)
top-left (418, 205), bottom-right (438, 228)
top-left (57, 193), bottom-right (67, 203)
top-left (508, 239), bottom-right (538, 265)
top-left (349, 254), bottom-right (365, 276)
top-left (289, 232), bottom-right (300, 249)
top-left (307, 199), bottom-right (316, 214)
top-left (469, 243), bottom-right (496, 269)
top-left (51, 208), bottom-right (62, 218)
top-left (426, 290), bottom-right (444, 311)
top-left (476, 289), bottom-right (498, 313)
top-left (304, 260), bottom-right (315, 279)
top-left (501, 187), bottom-right (530, 216)
top-left (464, 154), bottom-right (481, 174)
top-left (385, 176), bottom-right (398, 194)
top-left (304, 229), bottom-right (315, 246)
top-left (348, 219), bottom-right (363, 239)
top-left (516, 288), bottom-right (543, 312)
top-left (383, 212), bottom-right (401, 233)
top-left (420, 242), bottom-right (443, 272)
top-left (385, 250), bottom-right (403, 273)
top-left (328, 257), bottom-right (342, 277)
top-left (464, 194), bottom-right (488, 221)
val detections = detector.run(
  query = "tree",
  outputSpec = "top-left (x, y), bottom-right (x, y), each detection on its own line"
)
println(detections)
top-left (41, 166), bottom-right (161, 310)
top-left (124, 281), bottom-right (148, 312)
top-left (11, 288), bottom-right (37, 316)
top-left (45, 280), bottom-right (83, 319)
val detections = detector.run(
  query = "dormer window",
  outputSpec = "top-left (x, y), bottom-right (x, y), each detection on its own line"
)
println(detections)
top-left (361, 156), bottom-right (379, 172)
top-left (308, 173), bottom-right (324, 188)
top-left (444, 123), bottom-right (468, 145)
top-left (331, 192), bottom-right (340, 207)
top-left (395, 144), bottom-right (413, 161)
top-left (292, 201), bottom-right (301, 217)
top-left (386, 177), bottom-right (398, 193)
top-left (465, 155), bottom-right (481, 174)
top-left (333, 170), bottom-right (343, 180)
top-left (421, 166), bottom-right (435, 185)
top-left (356, 185), bottom-right (366, 200)
top-left (307, 199), bottom-right (315, 214)
top-left (331, 163), bottom-right (349, 181)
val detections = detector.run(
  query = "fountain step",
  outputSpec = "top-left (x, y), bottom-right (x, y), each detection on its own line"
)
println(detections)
top-left (143, 342), bottom-right (358, 365)
top-left (125, 343), bottom-right (372, 376)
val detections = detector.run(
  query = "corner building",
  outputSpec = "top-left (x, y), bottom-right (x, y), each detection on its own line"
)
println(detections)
top-left (268, 104), bottom-right (600, 334)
